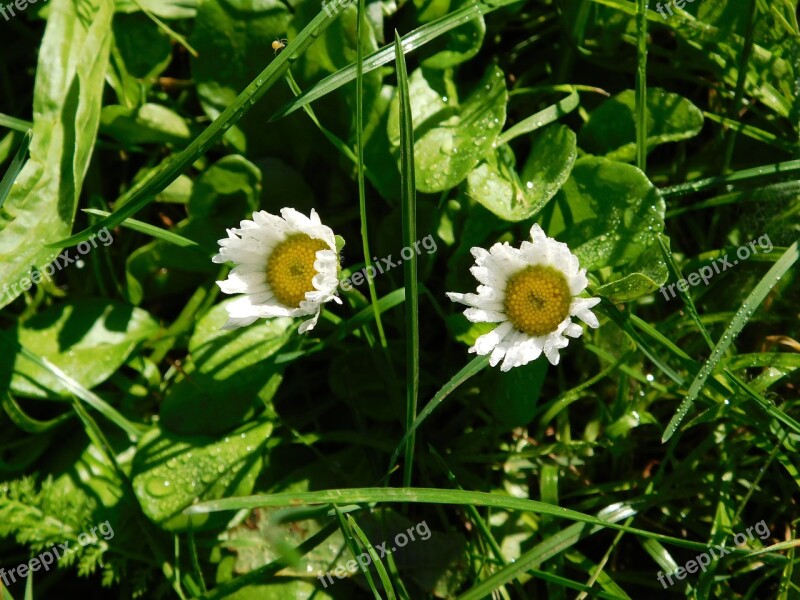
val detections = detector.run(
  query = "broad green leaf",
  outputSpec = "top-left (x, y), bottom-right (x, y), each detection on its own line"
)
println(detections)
top-left (415, 0), bottom-right (486, 69)
top-left (388, 66), bottom-right (507, 193)
top-left (0, 0), bottom-right (114, 310)
top-left (579, 88), bottom-right (704, 162)
top-left (131, 419), bottom-right (273, 531)
top-left (467, 124), bottom-right (577, 222)
top-left (6, 299), bottom-right (159, 400)
top-left (549, 156), bottom-right (666, 272)
top-left (100, 103), bottom-right (191, 145)
top-left (595, 238), bottom-right (669, 301)
top-left (159, 301), bottom-right (293, 435)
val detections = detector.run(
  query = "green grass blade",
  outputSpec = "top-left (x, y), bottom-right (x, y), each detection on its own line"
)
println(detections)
top-left (81, 208), bottom-right (207, 252)
top-left (394, 30), bottom-right (420, 488)
top-left (661, 159), bottom-right (800, 199)
top-left (634, 0), bottom-right (648, 172)
top-left (662, 241), bottom-right (799, 442)
top-left (49, 6), bottom-right (344, 248)
top-left (185, 487), bottom-right (761, 555)
top-left (496, 89), bottom-right (579, 146)
top-left (335, 508), bottom-right (383, 598)
top-left (355, 0), bottom-right (388, 349)
top-left (0, 113), bottom-right (33, 133)
top-left (2, 392), bottom-right (72, 434)
top-left (347, 513), bottom-right (398, 599)
top-left (269, 0), bottom-right (524, 121)
top-left (388, 354), bottom-right (490, 475)
top-left (0, 129), bottom-right (32, 209)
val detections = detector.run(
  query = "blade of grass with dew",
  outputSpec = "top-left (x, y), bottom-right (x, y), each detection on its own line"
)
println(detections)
top-left (0, 129), bottom-right (32, 210)
top-left (49, 6), bottom-right (345, 248)
top-left (355, 0), bottom-right (388, 349)
top-left (335, 508), bottom-right (383, 598)
top-left (269, 0), bottom-right (524, 120)
top-left (185, 487), bottom-right (748, 555)
top-left (81, 208), bottom-right (207, 252)
top-left (348, 513), bottom-right (398, 599)
top-left (661, 158), bottom-right (800, 199)
top-left (388, 354), bottom-right (490, 473)
top-left (663, 241), bottom-right (799, 442)
top-left (496, 89), bottom-right (579, 146)
top-left (394, 30), bottom-right (420, 488)
top-left (634, 0), bottom-right (648, 172)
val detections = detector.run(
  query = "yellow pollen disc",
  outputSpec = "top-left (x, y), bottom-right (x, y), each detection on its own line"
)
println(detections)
top-left (503, 265), bottom-right (572, 336)
top-left (266, 234), bottom-right (329, 307)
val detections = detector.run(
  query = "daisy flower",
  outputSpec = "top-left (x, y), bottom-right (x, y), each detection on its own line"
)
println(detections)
top-left (447, 224), bottom-right (600, 370)
top-left (213, 208), bottom-right (341, 332)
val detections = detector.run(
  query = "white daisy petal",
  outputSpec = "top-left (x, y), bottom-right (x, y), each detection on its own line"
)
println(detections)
top-left (463, 307), bottom-right (506, 323)
top-left (472, 321), bottom-right (514, 356)
top-left (448, 224), bottom-right (601, 370)
top-left (214, 208), bottom-right (342, 331)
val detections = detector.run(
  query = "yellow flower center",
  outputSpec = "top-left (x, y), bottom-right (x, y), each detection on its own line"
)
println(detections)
top-left (266, 234), bottom-right (329, 307)
top-left (503, 265), bottom-right (572, 336)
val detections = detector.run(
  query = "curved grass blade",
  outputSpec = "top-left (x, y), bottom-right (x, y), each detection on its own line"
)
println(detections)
top-left (49, 6), bottom-right (345, 248)
top-left (186, 487), bottom-right (756, 555)
top-left (1, 391), bottom-right (72, 433)
top-left (661, 159), bottom-right (800, 199)
top-left (388, 354), bottom-right (490, 474)
top-left (496, 90), bottom-right (579, 146)
top-left (662, 241), bottom-right (799, 442)
top-left (394, 30), bottom-right (420, 487)
top-left (0, 129), bottom-right (32, 210)
top-left (269, 0), bottom-right (524, 121)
